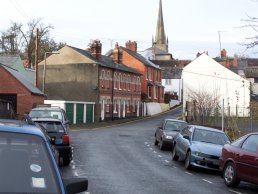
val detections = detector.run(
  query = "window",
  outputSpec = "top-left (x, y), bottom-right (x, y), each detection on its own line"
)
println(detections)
top-left (255, 78), bottom-right (258, 83)
top-left (133, 76), bottom-right (136, 91)
top-left (137, 77), bottom-right (140, 92)
top-left (148, 86), bottom-right (152, 97)
top-left (107, 71), bottom-right (110, 89)
top-left (127, 75), bottom-right (131, 91)
top-left (119, 73), bottom-right (122, 90)
top-left (154, 86), bottom-right (157, 99)
top-left (123, 74), bottom-right (126, 90)
top-left (133, 100), bottom-right (137, 112)
top-left (101, 70), bottom-right (105, 88)
top-left (242, 135), bottom-right (258, 153)
top-left (114, 73), bottom-right (117, 89)
top-left (106, 99), bottom-right (110, 113)
top-left (127, 100), bottom-right (130, 112)
top-left (113, 99), bottom-right (117, 113)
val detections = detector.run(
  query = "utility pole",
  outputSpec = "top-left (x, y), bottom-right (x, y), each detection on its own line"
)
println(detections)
top-left (35, 28), bottom-right (39, 87)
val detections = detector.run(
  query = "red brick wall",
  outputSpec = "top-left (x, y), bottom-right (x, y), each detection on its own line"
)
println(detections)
top-left (0, 67), bottom-right (44, 118)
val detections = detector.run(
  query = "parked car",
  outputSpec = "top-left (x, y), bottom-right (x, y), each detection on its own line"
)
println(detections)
top-left (172, 125), bottom-right (231, 170)
top-left (154, 119), bottom-right (188, 150)
top-left (0, 119), bottom-right (87, 194)
top-left (29, 105), bottom-right (70, 130)
top-left (219, 132), bottom-right (258, 187)
top-left (31, 118), bottom-right (72, 166)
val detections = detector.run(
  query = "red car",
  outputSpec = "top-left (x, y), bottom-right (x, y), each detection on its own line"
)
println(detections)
top-left (219, 132), bottom-right (258, 187)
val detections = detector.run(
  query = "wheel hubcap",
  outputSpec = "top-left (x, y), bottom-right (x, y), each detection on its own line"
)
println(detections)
top-left (224, 165), bottom-right (234, 183)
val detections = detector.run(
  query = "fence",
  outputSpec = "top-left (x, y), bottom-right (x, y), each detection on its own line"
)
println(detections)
top-left (186, 101), bottom-right (258, 140)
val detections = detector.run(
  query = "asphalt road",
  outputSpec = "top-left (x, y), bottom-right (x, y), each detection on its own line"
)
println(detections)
top-left (60, 107), bottom-right (258, 194)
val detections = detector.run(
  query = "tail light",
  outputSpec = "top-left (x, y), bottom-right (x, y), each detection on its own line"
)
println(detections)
top-left (62, 133), bottom-right (70, 144)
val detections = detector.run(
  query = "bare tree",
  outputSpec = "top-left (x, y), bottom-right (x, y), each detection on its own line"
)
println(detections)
top-left (240, 14), bottom-right (258, 49)
top-left (1, 18), bottom-right (65, 68)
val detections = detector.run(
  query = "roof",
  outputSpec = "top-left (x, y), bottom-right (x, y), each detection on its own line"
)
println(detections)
top-left (244, 67), bottom-right (258, 78)
top-left (68, 46), bottom-right (141, 75)
top-left (162, 67), bottom-right (182, 79)
top-left (165, 119), bottom-right (187, 123)
top-left (0, 56), bottom-right (20, 68)
top-left (121, 47), bottom-right (160, 69)
top-left (0, 64), bottom-right (44, 96)
top-left (0, 119), bottom-right (47, 139)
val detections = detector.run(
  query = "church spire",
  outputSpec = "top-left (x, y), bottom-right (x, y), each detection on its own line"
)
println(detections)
top-left (153, 0), bottom-right (168, 52)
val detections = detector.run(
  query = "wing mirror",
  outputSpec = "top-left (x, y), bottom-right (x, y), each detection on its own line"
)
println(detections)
top-left (183, 135), bottom-right (190, 141)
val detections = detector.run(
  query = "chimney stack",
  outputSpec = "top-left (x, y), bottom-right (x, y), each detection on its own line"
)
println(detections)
top-left (125, 40), bottom-right (137, 52)
top-left (89, 40), bottom-right (102, 60)
top-left (111, 42), bottom-right (122, 64)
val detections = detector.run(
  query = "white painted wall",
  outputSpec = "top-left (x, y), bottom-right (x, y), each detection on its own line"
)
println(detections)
top-left (182, 54), bottom-right (250, 117)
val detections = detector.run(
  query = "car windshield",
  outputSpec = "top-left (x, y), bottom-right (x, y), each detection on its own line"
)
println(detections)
top-left (192, 128), bottom-right (230, 145)
top-left (29, 110), bottom-right (63, 121)
top-left (164, 121), bottom-right (188, 131)
top-left (0, 132), bottom-right (61, 193)
top-left (36, 121), bottom-right (65, 133)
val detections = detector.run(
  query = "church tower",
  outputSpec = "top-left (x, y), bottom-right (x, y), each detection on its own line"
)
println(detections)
top-left (152, 0), bottom-right (168, 52)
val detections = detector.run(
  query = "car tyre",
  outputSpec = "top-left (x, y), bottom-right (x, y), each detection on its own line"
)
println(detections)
top-left (63, 157), bottom-right (71, 166)
top-left (159, 139), bottom-right (165, 150)
top-left (154, 135), bottom-right (158, 146)
top-left (184, 151), bottom-right (192, 170)
top-left (223, 162), bottom-right (240, 187)
top-left (172, 145), bottom-right (179, 161)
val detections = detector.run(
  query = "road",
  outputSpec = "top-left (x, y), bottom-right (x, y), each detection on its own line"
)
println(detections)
top-left (60, 107), bottom-right (258, 194)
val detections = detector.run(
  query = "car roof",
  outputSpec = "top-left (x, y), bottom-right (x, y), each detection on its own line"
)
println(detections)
top-left (32, 118), bottom-right (62, 122)
top-left (0, 119), bottom-right (48, 140)
top-left (164, 119), bottom-right (187, 123)
top-left (190, 125), bottom-right (224, 133)
top-left (31, 107), bottom-right (63, 111)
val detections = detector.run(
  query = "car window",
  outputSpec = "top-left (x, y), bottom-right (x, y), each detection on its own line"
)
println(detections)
top-left (231, 135), bottom-right (247, 147)
top-left (0, 132), bottom-right (61, 193)
top-left (164, 121), bottom-right (188, 132)
top-left (241, 135), bottom-right (258, 153)
top-left (37, 121), bottom-right (65, 133)
top-left (192, 128), bottom-right (230, 145)
top-left (29, 110), bottom-right (63, 121)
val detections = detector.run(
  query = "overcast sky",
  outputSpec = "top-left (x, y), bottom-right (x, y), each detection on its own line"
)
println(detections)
top-left (1, 0), bottom-right (258, 59)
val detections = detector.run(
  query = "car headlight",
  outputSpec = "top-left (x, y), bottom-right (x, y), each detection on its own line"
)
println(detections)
top-left (193, 152), bottom-right (206, 157)
top-left (165, 135), bottom-right (173, 139)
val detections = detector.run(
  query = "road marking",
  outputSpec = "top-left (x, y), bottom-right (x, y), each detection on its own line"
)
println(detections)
top-left (158, 155), bottom-right (162, 158)
top-left (153, 151), bottom-right (157, 154)
top-left (72, 165), bottom-right (75, 169)
top-left (202, 179), bottom-right (212, 184)
top-left (173, 166), bottom-right (177, 169)
top-left (164, 160), bottom-right (169, 163)
top-left (149, 148), bottom-right (153, 150)
top-left (73, 171), bottom-right (79, 177)
top-left (229, 190), bottom-right (242, 194)
top-left (144, 142), bottom-right (148, 145)
top-left (185, 171), bottom-right (193, 175)
top-left (147, 144), bottom-right (150, 147)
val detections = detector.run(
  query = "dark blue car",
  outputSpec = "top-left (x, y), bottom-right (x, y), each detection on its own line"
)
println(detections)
top-left (0, 119), bottom-right (87, 194)
top-left (172, 125), bottom-right (231, 170)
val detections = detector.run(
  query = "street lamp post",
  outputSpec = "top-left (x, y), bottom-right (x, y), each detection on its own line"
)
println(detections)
top-left (43, 51), bottom-right (59, 93)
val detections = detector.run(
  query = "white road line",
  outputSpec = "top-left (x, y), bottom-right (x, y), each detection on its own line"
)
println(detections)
top-left (173, 166), bottom-right (177, 169)
top-left (185, 171), bottom-right (193, 175)
top-left (73, 171), bottom-right (79, 177)
top-left (144, 142), bottom-right (148, 144)
top-left (147, 144), bottom-right (150, 147)
top-left (164, 160), bottom-right (169, 163)
top-left (229, 190), bottom-right (243, 194)
top-left (71, 165), bottom-right (75, 169)
top-left (153, 151), bottom-right (157, 154)
top-left (202, 179), bottom-right (212, 184)
top-left (158, 155), bottom-right (162, 158)
top-left (149, 148), bottom-right (153, 150)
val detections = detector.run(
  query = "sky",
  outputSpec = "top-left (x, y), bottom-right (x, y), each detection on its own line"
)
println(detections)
top-left (1, 0), bottom-right (258, 60)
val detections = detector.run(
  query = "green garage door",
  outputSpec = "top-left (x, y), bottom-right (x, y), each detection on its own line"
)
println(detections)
top-left (76, 104), bottom-right (84, 124)
top-left (65, 103), bottom-right (74, 124)
top-left (86, 104), bottom-right (93, 123)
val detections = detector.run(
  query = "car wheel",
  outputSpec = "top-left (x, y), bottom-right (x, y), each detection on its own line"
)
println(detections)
top-left (154, 135), bottom-right (158, 146)
top-left (159, 139), bottom-right (165, 150)
top-left (184, 151), bottom-right (192, 170)
top-left (63, 157), bottom-right (71, 166)
top-left (172, 145), bottom-right (179, 161)
top-left (223, 162), bottom-right (240, 187)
